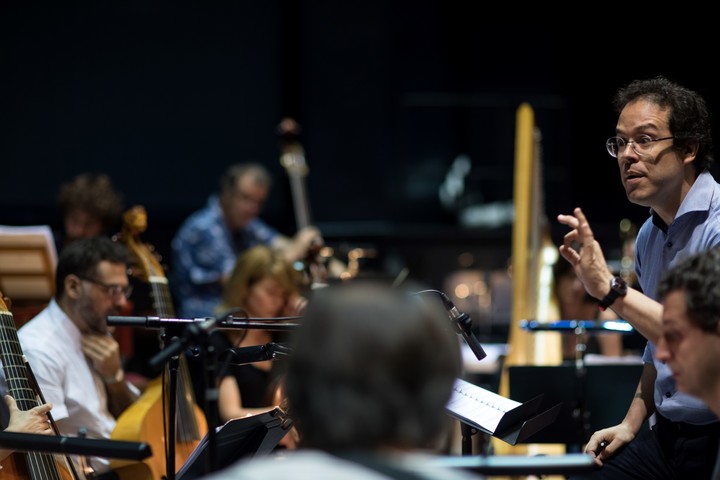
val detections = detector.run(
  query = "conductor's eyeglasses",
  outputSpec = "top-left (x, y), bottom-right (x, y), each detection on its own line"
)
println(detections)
top-left (606, 135), bottom-right (674, 158)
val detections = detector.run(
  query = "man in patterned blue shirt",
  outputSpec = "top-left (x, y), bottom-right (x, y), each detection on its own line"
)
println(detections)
top-left (171, 163), bottom-right (321, 319)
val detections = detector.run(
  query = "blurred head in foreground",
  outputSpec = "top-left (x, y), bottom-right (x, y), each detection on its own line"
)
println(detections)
top-left (285, 280), bottom-right (461, 452)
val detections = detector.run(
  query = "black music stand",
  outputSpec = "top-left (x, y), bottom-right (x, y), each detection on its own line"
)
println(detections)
top-left (176, 407), bottom-right (292, 480)
top-left (515, 319), bottom-right (643, 449)
top-left (509, 363), bottom-right (644, 447)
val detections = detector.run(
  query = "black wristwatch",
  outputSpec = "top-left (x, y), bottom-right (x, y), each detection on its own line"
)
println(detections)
top-left (598, 276), bottom-right (628, 311)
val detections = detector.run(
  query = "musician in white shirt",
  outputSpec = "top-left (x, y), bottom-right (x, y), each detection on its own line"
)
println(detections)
top-left (18, 236), bottom-right (140, 475)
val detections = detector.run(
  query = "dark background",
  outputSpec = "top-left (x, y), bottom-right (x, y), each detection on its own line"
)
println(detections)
top-left (2, 2), bottom-right (718, 292)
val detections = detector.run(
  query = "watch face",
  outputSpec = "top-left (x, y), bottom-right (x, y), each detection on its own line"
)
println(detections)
top-left (612, 276), bottom-right (628, 295)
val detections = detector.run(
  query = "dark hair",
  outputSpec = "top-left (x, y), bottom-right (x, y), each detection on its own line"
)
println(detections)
top-left (657, 247), bottom-right (720, 333)
top-left (285, 280), bottom-right (461, 451)
top-left (57, 173), bottom-right (124, 232)
top-left (55, 236), bottom-right (131, 299)
top-left (219, 163), bottom-right (272, 195)
top-left (612, 76), bottom-right (714, 174)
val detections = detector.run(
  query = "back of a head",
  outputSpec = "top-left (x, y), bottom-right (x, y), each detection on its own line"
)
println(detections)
top-left (285, 280), bottom-right (461, 452)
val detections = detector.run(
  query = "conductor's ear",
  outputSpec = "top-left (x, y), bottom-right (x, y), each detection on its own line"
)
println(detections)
top-left (682, 139), bottom-right (699, 163)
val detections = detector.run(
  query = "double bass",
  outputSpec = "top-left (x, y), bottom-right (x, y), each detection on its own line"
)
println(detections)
top-left (110, 206), bottom-right (207, 480)
top-left (277, 117), bottom-right (352, 285)
top-left (0, 292), bottom-right (79, 480)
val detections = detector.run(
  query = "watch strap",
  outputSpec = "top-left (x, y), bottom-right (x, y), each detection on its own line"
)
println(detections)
top-left (598, 289), bottom-right (620, 311)
top-left (598, 276), bottom-right (627, 311)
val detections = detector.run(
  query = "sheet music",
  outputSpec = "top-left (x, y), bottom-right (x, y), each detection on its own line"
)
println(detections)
top-left (446, 378), bottom-right (522, 433)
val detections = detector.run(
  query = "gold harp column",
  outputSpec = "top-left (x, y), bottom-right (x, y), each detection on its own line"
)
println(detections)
top-left (507, 103), bottom-right (537, 370)
top-left (493, 103), bottom-right (562, 460)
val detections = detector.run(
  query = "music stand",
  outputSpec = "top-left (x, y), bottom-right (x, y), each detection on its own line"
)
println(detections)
top-left (509, 363), bottom-right (644, 446)
top-left (515, 319), bottom-right (642, 448)
top-left (176, 407), bottom-right (292, 480)
top-left (445, 378), bottom-right (561, 451)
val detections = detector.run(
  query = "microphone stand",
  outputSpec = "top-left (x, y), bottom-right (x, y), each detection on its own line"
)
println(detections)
top-left (412, 289), bottom-right (488, 456)
top-left (110, 312), bottom-right (302, 478)
top-left (107, 315), bottom-right (303, 330)
top-left (147, 318), bottom-right (218, 479)
top-left (167, 354), bottom-right (179, 480)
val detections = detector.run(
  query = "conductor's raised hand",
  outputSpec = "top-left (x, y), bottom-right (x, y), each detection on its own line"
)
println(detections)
top-left (557, 207), bottom-right (615, 301)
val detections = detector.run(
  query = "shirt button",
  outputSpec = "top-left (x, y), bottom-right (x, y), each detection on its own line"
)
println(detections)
top-left (667, 242), bottom-right (673, 248)
top-left (665, 392), bottom-right (672, 398)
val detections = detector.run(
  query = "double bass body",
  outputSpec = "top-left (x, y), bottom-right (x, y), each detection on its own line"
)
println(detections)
top-left (110, 206), bottom-right (207, 480)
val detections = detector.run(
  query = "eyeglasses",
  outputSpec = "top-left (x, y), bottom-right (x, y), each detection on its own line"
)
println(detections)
top-left (606, 135), bottom-right (675, 158)
top-left (77, 275), bottom-right (133, 299)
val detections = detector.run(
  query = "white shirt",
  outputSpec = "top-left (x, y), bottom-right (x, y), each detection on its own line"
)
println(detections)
top-left (18, 299), bottom-right (117, 473)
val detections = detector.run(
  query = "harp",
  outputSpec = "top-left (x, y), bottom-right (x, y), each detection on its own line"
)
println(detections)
top-left (493, 103), bottom-right (563, 458)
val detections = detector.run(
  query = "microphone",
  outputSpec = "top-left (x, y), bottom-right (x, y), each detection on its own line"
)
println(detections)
top-left (221, 344), bottom-right (271, 365)
top-left (220, 342), bottom-right (293, 366)
top-left (438, 292), bottom-right (487, 361)
top-left (413, 290), bottom-right (487, 361)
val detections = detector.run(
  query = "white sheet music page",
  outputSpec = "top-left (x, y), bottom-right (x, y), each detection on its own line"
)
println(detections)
top-left (446, 378), bottom-right (522, 433)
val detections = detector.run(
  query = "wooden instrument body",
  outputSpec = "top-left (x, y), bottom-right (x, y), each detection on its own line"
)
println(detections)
top-left (0, 294), bottom-right (76, 480)
top-left (0, 454), bottom-right (75, 480)
top-left (111, 206), bottom-right (207, 480)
